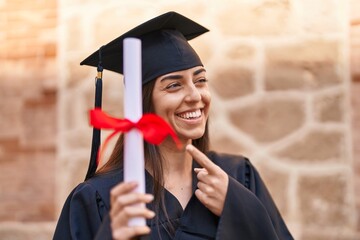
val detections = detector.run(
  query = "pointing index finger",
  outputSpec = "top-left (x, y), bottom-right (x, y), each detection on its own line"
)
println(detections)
top-left (186, 144), bottom-right (217, 173)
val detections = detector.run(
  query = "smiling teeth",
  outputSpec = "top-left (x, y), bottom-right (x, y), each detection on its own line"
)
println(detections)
top-left (178, 109), bottom-right (201, 119)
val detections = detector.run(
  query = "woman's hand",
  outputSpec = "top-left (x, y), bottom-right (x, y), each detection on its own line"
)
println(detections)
top-left (110, 182), bottom-right (155, 240)
top-left (186, 144), bottom-right (229, 216)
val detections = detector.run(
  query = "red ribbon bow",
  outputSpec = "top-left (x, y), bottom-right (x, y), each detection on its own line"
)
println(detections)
top-left (89, 108), bottom-right (182, 165)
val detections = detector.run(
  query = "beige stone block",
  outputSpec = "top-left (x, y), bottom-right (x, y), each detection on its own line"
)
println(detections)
top-left (314, 92), bottom-right (344, 123)
top-left (0, 97), bottom-right (22, 138)
top-left (300, 0), bottom-right (343, 33)
top-left (65, 15), bottom-right (84, 52)
top-left (191, 37), bottom-right (213, 66)
top-left (216, 0), bottom-right (294, 36)
top-left (301, 229), bottom-right (359, 240)
top-left (6, 0), bottom-right (56, 10)
top-left (274, 129), bottom-right (345, 162)
top-left (65, 55), bottom-right (92, 88)
top-left (0, 71), bottom-right (23, 96)
top-left (0, 33), bottom-right (6, 49)
top-left (62, 92), bottom-right (76, 130)
top-left (60, 0), bottom-right (96, 6)
top-left (229, 97), bottom-right (305, 142)
top-left (210, 135), bottom-right (248, 156)
top-left (256, 161), bottom-right (289, 218)
top-left (157, 2), bottom-right (207, 22)
top-left (0, 61), bottom-right (23, 89)
top-left (210, 65), bottom-right (255, 99)
top-left (64, 129), bottom-right (92, 150)
top-left (21, 91), bottom-right (56, 148)
top-left (266, 62), bottom-right (341, 91)
top-left (0, 151), bottom-right (55, 221)
top-left (265, 41), bottom-right (342, 91)
top-left (5, 40), bottom-right (41, 60)
top-left (7, 9), bottom-right (56, 36)
top-left (0, 60), bottom-right (56, 115)
top-left (56, 154), bottom-right (89, 210)
top-left (5, 30), bottom-right (35, 45)
top-left (351, 83), bottom-right (360, 234)
top-left (0, 222), bottom-right (55, 240)
top-left (224, 43), bottom-right (256, 62)
top-left (62, 88), bottom-right (88, 130)
top-left (93, 8), bottom-right (149, 47)
top-left (298, 174), bottom-right (349, 228)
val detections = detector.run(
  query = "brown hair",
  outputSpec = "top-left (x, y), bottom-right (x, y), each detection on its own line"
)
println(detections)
top-left (96, 78), bottom-right (209, 236)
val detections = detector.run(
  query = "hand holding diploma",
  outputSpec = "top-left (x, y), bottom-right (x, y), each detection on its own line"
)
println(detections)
top-left (110, 182), bottom-right (155, 240)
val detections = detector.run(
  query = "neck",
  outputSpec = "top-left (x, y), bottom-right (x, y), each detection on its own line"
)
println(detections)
top-left (159, 138), bottom-right (194, 209)
top-left (157, 138), bottom-right (192, 181)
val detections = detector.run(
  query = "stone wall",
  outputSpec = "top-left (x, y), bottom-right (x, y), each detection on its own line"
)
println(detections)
top-left (350, 0), bottom-right (360, 235)
top-left (0, 0), bottom-right (57, 237)
top-left (1, 0), bottom-right (359, 239)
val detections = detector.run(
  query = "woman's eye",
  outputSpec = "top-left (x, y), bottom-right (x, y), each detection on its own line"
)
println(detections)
top-left (195, 78), bottom-right (208, 84)
top-left (165, 82), bottom-right (181, 90)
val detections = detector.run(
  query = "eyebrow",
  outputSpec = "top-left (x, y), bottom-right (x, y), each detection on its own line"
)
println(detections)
top-left (193, 68), bottom-right (206, 76)
top-left (160, 68), bottom-right (207, 82)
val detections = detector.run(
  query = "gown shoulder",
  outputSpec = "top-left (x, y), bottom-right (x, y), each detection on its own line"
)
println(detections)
top-left (53, 170), bottom-right (122, 240)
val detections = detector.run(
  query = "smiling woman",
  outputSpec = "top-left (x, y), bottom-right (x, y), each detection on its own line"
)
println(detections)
top-left (53, 11), bottom-right (294, 240)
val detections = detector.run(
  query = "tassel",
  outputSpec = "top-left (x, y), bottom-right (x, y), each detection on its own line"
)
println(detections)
top-left (85, 46), bottom-right (104, 181)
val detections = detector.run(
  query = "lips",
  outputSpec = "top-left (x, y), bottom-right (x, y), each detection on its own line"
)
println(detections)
top-left (176, 109), bottom-right (202, 119)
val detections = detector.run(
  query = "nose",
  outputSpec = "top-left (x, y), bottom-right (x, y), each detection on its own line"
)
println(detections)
top-left (185, 83), bottom-right (201, 102)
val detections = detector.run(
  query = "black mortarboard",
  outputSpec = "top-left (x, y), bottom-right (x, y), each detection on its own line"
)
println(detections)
top-left (80, 11), bottom-right (209, 85)
top-left (83, 12), bottom-right (208, 180)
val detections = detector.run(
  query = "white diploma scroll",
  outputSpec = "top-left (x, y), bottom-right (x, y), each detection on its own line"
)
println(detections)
top-left (123, 38), bottom-right (146, 227)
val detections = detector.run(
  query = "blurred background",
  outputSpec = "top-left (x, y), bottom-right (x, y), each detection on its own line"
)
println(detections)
top-left (0, 0), bottom-right (359, 239)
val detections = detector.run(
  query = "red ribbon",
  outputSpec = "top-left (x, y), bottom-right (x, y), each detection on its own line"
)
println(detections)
top-left (89, 108), bottom-right (182, 165)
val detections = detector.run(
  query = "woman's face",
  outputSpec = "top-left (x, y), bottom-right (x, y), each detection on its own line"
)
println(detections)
top-left (152, 66), bottom-right (211, 143)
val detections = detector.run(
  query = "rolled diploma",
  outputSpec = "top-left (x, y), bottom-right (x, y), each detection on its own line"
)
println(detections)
top-left (123, 38), bottom-right (146, 227)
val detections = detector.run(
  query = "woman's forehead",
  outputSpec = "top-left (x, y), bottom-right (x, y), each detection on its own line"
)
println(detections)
top-left (157, 66), bottom-right (206, 80)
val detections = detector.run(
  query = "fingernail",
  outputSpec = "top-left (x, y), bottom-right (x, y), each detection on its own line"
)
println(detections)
top-left (129, 181), bottom-right (138, 186)
top-left (186, 144), bottom-right (193, 151)
top-left (149, 211), bottom-right (156, 218)
top-left (145, 194), bottom-right (154, 201)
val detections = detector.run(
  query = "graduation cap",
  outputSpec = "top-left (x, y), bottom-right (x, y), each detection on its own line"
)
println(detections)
top-left (82, 11), bottom-right (209, 180)
top-left (81, 11), bottom-right (209, 85)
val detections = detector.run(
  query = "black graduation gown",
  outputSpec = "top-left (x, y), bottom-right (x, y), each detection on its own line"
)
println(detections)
top-left (53, 151), bottom-right (294, 240)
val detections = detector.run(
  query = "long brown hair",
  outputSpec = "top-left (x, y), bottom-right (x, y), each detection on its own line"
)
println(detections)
top-left (96, 78), bottom-right (209, 236)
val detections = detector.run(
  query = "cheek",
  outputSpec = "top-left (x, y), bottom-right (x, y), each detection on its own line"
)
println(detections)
top-left (152, 95), bottom-right (175, 117)
top-left (153, 101), bottom-right (164, 116)
top-left (202, 90), bottom-right (211, 105)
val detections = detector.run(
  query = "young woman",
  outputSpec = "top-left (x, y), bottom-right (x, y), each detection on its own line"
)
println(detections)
top-left (53, 12), bottom-right (294, 240)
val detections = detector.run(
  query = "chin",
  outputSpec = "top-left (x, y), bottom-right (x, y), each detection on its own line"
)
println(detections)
top-left (181, 130), bottom-right (206, 141)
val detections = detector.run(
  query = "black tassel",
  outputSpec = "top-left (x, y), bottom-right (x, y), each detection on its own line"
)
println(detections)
top-left (85, 46), bottom-right (104, 181)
